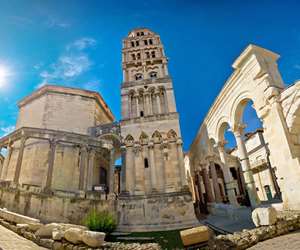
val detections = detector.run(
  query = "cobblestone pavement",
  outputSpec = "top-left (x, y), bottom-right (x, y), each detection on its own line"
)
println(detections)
top-left (0, 225), bottom-right (47, 250)
top-left (248, 230), bottom-right (300, 250)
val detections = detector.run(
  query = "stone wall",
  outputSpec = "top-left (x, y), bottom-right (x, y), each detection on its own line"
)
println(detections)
top-left (16, 85), bottom-right (114, 135)
top-left (210, 212), bottom-right (300, 250)
top-left (0, 185), bottom-right (115, 225)
top-left (118, 191), bottom-right (199, 232)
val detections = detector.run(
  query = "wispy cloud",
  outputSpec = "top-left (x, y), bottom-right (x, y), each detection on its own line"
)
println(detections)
top-left (67, 38), bottom-right (97, 51)
top-left (0, 125), bottom-right (15, 136)
top-left (45, 17), bottom-right (70, 29)
top-left (40, 55), bottom-right (91, 80)
top-left (38, 37), bottom-right (97, 87)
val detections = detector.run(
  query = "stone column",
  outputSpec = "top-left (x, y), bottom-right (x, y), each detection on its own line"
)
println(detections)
top-left (128, 94), bottom-right (132, 119)
top-left (125, 145), bottom-right (135, 194)
top-left (1, 143), bottom-right (13, 180)
top-left (134, 144), bottom-right (144, 195)
top-left (108, 147), bottom-right (115, 196)
top-left (158, 143), bottom-right (166, 192)
top-left (176, 138), bottom-right (188, 188)
top-left (148, 141), bottom-right (157, 192)
top-left (196, 172), bottom-right (205, 204)
top-left (201, 166), bottom-right (214, 203)
top-left (208, 158), bottom-right (222, 203)
top-left (233, 124), bottom-right (260, 207)
top-left (79, 145), bottom-right (88, 190)
top-left (155, 92), bottom-right (161, 114)
top-left (148, 93), bottom-right (153, 115)
top-left (163, 90), bottom-right (169, 113)
top-left (86, 148), bottom-right (95, 191)
top-left (120, 145), bottom-right (127, 193)
top-left (44, 139), bottom-right (57, 190)
top-left (135, 95), bottom-right (140, 117)
top-left (13, 136), bottom-right (27, 184)
top-left (217, 141), bottom-right (239, 206)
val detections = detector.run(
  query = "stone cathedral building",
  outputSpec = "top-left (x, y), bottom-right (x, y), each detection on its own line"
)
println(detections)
top-left (0, 28), bottom-right (197, 231)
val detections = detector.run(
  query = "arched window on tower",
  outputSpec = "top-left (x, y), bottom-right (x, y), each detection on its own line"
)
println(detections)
top-left (136, 41), bottom-right (139, 46)
top-left (149, 39), bottom-right (153, 45)
top-left (144, 40), bottom-right (148, 45)
top-left (131, 41), bottom-right (135, 47)
top-left (141, 31), bottom-right (144, 36)
top-left (137, 53), bottom-right (141, 60)
top-left (145, 52), bottom-right (150, 59)
top-left (151, 51), bottom-right (156, 58)
top-left (135, 73), bottom-right (143, 80)
top-left (149, 71), bottom-right (157, 79)
top-left (131, 54), bottom-right (136, 60)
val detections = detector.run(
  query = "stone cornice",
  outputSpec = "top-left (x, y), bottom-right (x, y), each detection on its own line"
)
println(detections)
top-left (18, 85), bottom-right (115, 121)
top-left (120, 112), bottom-right (179, 125)
top-left (0, 127), bottom-right (112, 150)
top-left (121, 76), bottom-right (172, 88)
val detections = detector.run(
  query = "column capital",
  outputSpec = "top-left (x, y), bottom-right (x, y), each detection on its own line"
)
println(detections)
top-left (148, 141), bottom-right (154, 148)
top-left (133, 144), bottom-right (142, 155)
top-left (205, 155), bottom-right (215, 163)
top-left (232, 123), bottom-right (246, 136)
top-left (176, 138), bottom-right (183, 145)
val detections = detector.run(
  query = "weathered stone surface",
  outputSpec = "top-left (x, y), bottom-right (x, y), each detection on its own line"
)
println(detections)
top-left (28, 223), bottom-right (43, 232)
top-left (0, 208), bottom-right (40, 225)
top-left (39, 238), bottom-right (54, 248)
top-left (52, 228), bottom-right (64, 240)
top-left (36, 223), bottom-right (87, 238)
top-left (180, 225), bottom-right (210, 246)
top-left (52, 241), bottom-right (64, 250)
top-left (82, 230), bottom-right (105, 247)
top-left (64, 228), bottom-right (84, 244)
top-left (252, 207), bottom-right (277, 227)
top-left (35, 223), bottom-right (60, 238)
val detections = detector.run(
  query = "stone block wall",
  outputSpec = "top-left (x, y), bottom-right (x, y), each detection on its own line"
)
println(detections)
top-left (0, 185), bottom-right (116, 224)
top-left (117, 191), bottom-right (198, 232)
top-left (210, 212), bottom-right (300, 250)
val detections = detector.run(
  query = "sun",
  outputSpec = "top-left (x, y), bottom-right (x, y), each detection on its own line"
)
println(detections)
top-left (0, 65), bottom-right (9, 88)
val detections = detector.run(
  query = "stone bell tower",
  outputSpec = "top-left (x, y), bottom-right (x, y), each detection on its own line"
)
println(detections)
top-left (118, 28), bottom-right (198, 231)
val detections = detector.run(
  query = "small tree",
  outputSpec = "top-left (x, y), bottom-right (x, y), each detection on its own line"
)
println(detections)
top-left (83, 209), bottom-right (117, 234)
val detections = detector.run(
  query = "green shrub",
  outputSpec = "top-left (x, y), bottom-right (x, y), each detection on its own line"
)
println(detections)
top-left (83, 209), bottom-right (117, 234)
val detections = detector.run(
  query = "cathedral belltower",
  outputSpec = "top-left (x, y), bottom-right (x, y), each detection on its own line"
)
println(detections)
top-left (118, 28), bottom-right (198, 231)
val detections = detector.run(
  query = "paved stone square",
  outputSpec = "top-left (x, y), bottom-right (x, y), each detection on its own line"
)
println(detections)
top-left (0, 225), bottom-right (46, 250)
top-left (248, 230), bottom-right (300, 250)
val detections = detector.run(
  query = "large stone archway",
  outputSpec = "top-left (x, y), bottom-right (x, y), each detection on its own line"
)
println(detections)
top-left (190, 44), bottom-right (300, 210)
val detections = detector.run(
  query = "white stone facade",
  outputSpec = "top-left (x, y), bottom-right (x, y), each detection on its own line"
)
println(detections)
top-left (189, 44), bottom-right (300, 211)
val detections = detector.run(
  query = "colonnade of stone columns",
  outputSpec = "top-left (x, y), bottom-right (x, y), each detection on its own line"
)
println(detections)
top-left (0, 134), bottom-right (116, 197)
top-left (128, 88), bottom-right (168, 119)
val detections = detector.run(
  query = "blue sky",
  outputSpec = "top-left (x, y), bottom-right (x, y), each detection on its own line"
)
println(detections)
top-left (0, 0), bottom-right (300, 150)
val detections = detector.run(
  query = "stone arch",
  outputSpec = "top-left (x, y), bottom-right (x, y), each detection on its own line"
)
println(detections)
top-left (124, 134), bottom-right (134, 146)
top-left (139, 131), bottom-right (149, 145)
top-left (152, 130), bottom-right (162, 143)
top-left (230, 91), bottom-right (253, 131)
top-left (167, 129), bottom-right (177, 142)
top-left (215, 116), bottom-right (232, 143)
